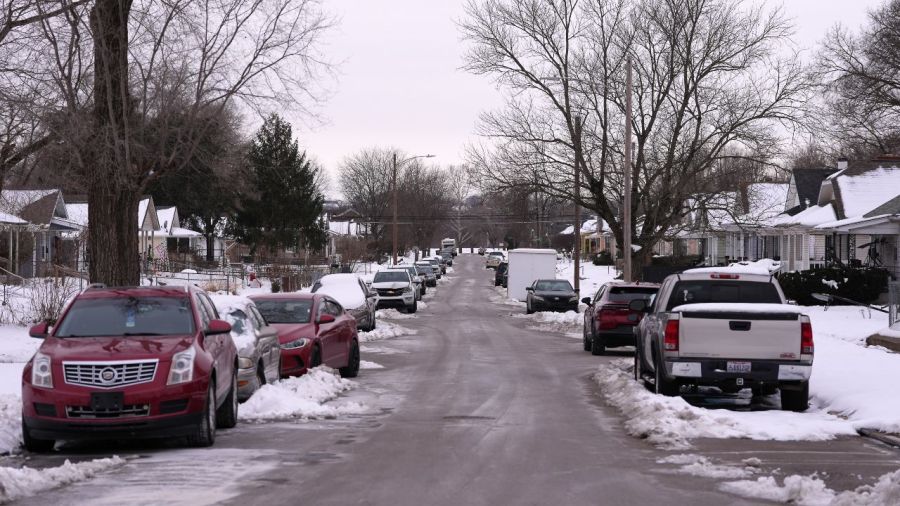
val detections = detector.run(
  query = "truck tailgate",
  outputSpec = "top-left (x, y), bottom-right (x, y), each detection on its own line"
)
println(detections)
top-left (678, 311), bottom-right (801, 360)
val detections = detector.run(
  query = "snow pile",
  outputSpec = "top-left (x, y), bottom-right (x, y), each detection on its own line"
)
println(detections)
top-left (514, 310), bottom-right (583, 335)
top-left (721, 469), bottom-right (900, 505)
top-left (376, 309), bottom-right (416, 320)
top-left (593, 359), bottom-right (856, 449)
top-left (0, 326), bottom-right (40, 363)
top-left (0, 457), bottom-right (125, 503)
top-left (657, 454), bottom-right (756, 479)
top-left (360, 360), bottom-right (384, 370)
top-left (0, 395), bottom-right (22, 455)
top-left (359, 320), bottom-right (416, 343)
top-left (239, 367), bottom-right (367, 421)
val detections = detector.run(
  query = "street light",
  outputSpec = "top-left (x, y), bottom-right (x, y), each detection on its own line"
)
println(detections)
top-left (393, 152), bottom-right (435, 265)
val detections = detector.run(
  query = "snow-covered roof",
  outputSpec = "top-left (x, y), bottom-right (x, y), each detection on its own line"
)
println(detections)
top-left (773, 203), bottom-right (836, 228)
top-left (0, 211), bottom-right (27, 225)
top-left (157, 207), bottom-right (177, 234)
top-left (560, 217), bottom-right (609, 235)
top-left (65, 203), bottom-right (89, 228)
top-left (170, 227), bottom-right (202, 238)
top-left (833, 167), bottom-right (900, 219)
top-left (138, 198), bottom-right (160, 231)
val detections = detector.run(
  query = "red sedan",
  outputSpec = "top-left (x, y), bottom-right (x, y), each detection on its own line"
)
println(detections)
top-left (250, 293), bottom-right (360, 379)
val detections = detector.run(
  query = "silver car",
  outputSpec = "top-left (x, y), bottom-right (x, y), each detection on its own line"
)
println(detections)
top-left (211, 295), bottom-right (281, 402)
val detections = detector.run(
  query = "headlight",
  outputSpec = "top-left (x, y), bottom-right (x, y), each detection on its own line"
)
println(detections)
top-left (532, 295), bottom-right (545, 301)
top-left (402, 286), bottom-right (413, 294)
top-left (31, 352), bottom-right (53, 388)
top-left (167, 347), bottom-right (196, 385)
top-left (569, 296), bottom-right (580, 302)
top-left (237, 357), bottom-right (254, 369)
top-left (281, 338), bottom-right (310, 350)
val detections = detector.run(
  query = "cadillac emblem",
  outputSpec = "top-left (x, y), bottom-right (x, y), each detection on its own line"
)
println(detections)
top-left (98, 367), bottom-right (117, 385)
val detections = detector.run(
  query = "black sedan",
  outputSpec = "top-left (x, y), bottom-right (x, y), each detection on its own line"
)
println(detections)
top-left (525, 279), bottom-right (579, 314)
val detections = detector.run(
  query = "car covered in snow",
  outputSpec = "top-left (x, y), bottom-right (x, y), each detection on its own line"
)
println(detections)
top-left (211, 295), bottom-right (281, 402)
top-left (581, 282), bottom-right (659, 355)
top-left (21, 285), bottom-right (239, 452)
top-left (311, 273), bottom-right (378, 331)
top-left (631, 268), bottom-right (813, 411)
top-left (525, 279), bottom-right (579, 314)
top-left (250, 293), bottom-right (360, 379)
top-left (370, 269), bottom-right (418, 313)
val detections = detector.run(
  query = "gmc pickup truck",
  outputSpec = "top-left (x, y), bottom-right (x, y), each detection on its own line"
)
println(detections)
top-left (631, 268), bottom-right (813, 412)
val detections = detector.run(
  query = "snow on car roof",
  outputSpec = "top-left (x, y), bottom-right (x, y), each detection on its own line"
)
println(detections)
top-left (315, 280), bottom-right (366, 309)
top-left (317, 273), bottom-right (361, 285)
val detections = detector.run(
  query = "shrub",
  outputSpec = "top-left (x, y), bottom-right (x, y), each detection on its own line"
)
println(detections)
top-left (27, 277), bottom-right (80, 325)
top-left (777, 267), bottom-right (891, 305)
top-left (271, 278), bottom-right (282, 293)
top-left (593, 251), bottom-right (613, 266)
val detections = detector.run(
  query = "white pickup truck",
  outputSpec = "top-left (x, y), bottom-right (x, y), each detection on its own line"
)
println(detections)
top-left (631, 268), bottom-right (813, 411)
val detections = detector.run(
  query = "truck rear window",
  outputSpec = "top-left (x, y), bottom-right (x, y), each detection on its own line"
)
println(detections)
top-left (665, 281), bottom-right (781, 310)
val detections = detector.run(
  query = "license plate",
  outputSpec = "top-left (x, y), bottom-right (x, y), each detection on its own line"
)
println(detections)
top-left (91, 392), bottom-right (124, 412)
top-left (726, 361), bottom-right (751, 373)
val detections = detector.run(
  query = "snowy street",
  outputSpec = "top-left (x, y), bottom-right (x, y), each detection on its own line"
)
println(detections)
top-left (2, 254), bottom-right (899, 505)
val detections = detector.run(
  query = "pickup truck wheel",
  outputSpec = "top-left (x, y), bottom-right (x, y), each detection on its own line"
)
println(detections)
top-left (187, 382), bottom-right (216, 447)
top-left (216, 371), bottom-right (238, 429)
top-left (780, 382), bottom-right (809, 412)
top-left (407, 301), bottom-right (417, 314)
top-left (339, 340), bottom-right (361, 378)
top-left (22, 417), bottom-right (54, 453)
top-left (654, 355), bottom-right (679, 397)
top-left (526, 302), bottom-right (534, 315)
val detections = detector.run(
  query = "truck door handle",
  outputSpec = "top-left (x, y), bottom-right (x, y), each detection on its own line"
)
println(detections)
top-left (729, 321), bottom-right (751, 331)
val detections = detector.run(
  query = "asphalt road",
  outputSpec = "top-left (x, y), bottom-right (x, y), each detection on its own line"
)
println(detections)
top-left (11, 254), bottom-right (900, 505)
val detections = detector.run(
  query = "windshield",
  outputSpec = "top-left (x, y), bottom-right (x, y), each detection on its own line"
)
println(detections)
top-left (254, 299), bottom-right (313, 324)
top-left (666, 281), bottom-right (782, 310)
top-left (415, 266), bottom-right (431, 275)
top-left (374, 271), bottom-right (409, 283)
top-left (607, 286), bottom-right (658, 302)
top-left (489, 252), bottom-right (503, 257)
top-left (535, 280), bottom-right (573, 291)
top-left (55, 296), bottom-right (194, 337)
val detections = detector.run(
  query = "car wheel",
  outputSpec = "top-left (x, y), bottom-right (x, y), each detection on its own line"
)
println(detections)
top-left (407, 300), bottom-right (418, 314)
top-left (780, 382), bottom-right (809, 412)
top-left (591, 330), bottom-right (606, 356)
top-left (582, 322), bottom-right (592, 352)
top-left (633, 347), bottom-right (641, 382)
top-left (339, 340), bottom-right (361, 378)
top-left (310, 346), bottom-right (322, 369)
top-left (216, 371), bottom-right (239, 429)
top-left (21, 417), bottom-right (54, 453)
top-left (526, 301), bottom-right (534, 315)
top-left (654, 354), bottom-right (679, 397)
top-left (187, 382), bottom-right (216, 447)
top-left (369, 314), bottom-right (377, 331)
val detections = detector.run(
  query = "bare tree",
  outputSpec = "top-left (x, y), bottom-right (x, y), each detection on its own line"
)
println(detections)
top-left (462, 0), bottom-right (810, 277)
top-left (339, 147), bottom-right (396, 248)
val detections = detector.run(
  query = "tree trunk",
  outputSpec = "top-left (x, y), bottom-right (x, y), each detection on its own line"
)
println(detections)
top-left (205, 233), bottom-right (216, 262)
top-left (88, 0), bottom-right (137, 285)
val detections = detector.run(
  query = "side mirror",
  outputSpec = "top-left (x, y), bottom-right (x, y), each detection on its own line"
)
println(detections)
top-left (629, 299), bottom-right (648, 312)
top-left (526, 287), bottom-right (534, 292)
top-left (206, 319), bottom-right (232, 335)
top-left (318, 313), bottom-right (336, 324)
top-left (581, 297), bottom-right (592, 305)
top-left (29, 322), bottom-right (49, 338)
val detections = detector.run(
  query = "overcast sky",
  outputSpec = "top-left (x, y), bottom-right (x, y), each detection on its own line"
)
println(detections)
top-left (294, 0), bottom-right (886, 195)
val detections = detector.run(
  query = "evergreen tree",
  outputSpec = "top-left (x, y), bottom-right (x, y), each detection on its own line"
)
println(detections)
top-left (231, 114), bottom-right (326, 255)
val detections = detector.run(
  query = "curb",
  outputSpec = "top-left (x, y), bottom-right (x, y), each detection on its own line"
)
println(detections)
top-left (858, 428), bottom-right (900, 448)
top-left (865, 334), bottom-right (900, 353)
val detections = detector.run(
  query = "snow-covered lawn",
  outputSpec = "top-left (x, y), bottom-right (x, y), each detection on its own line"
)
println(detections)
top-left (239, 367), bottom-right (367, 422)
top-left (0, 457), bottom-right (125, 503)
top-left (556, 260), bottom-right (619, 297)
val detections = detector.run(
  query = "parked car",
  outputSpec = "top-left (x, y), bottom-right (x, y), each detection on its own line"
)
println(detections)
top-left (415, 262), bottom-right (437, 287)
top-left (631, 268), bottom-right (813, 411)
top-left (478, 247), bottom-right (486, 255)
top-left (494, 261), bottom-right (508, 287)
top-left (250, 293), bottom-right (360, 379)
top-left (486, 251), bottom-right (504, 269)
top-left (432, 256), bottom-right (448, 274)
top-left (21, 286), bottom-right (239, 452)
top-left (212, 295), bottom-right (281, 401)
top-left (441, 250), bottom-right (453, 267)
top-left (425, 258), bottom-right (443, 279)
top-left (311, 274), bottom-right (377, 331)
top-left (581, 282), bottom-right (659, 355)
top-left (397, 265), bottom-right (426, 299)
top-left (371, 269), bottom-right (418, 313)
top-left (525, 279), bottom-right (579, 314)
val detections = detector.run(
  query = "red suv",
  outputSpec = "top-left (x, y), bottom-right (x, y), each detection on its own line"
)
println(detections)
top-left (582, 282), bottom-right (659, 356)
top-left (250, 293), bottom-right (360, 379)
top-left (21, 286), bottom-right (239, 452)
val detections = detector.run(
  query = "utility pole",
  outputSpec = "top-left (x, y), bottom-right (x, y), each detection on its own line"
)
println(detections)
top-left (573, 115), bottom-right (582, 293)
top-left (392, 152), bottom-right (398, 265)
top-left (623, 56), bottom-right (633, 282)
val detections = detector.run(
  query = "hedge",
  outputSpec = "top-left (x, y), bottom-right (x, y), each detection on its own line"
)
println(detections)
top-left (776, 267), bottom-right (891, 306)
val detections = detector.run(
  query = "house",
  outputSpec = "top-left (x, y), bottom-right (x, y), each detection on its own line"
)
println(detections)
top-left (0, 189), bottom-right (81, 277)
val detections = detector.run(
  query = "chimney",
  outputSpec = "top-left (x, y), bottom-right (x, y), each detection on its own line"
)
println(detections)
top-left (837, 157), bottom-right (848, 170)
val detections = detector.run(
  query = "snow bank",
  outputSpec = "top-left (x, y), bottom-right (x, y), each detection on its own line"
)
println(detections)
top-left (657, 454), bottom-right (756, 479)
top-left (721, 470), bottom-right (900, 505)
top-left (0, 326), bottom-right (39, 364)
top-left (358, 320), bottom-right (416, 343)
top-left (0, 457), bottom-right (125, 503)
top-left (0, 394), bottom-right (22, 455)
top-left (593, 359), bottom-right (856, 449)
top-left (513, 310), bottom-right (583, 334)
top-left (376, 309), bottom-right (416, 320)
top-left (360, 360), bottom-right (384, 370)
top-left (238, 368), bottom-right (367, 421)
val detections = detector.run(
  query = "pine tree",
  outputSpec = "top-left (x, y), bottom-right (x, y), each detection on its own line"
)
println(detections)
top-left (231, 114), bottom-right (326, 256)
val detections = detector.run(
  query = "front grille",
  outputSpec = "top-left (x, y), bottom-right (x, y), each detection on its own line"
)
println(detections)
top-left (377, 289), bottom-right (402, 297)
top-left (63, 360), bottom-right (158, 389)
top-left (66, 404), bottom-right (150, 419)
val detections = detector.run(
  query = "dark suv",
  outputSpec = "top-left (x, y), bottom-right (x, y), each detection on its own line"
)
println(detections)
top-left (582, 282), bottom-right (659, 355)
top-left (21, 285), bottom-right (239, 451)
top-left (494, 262), bottom-right (508, 287)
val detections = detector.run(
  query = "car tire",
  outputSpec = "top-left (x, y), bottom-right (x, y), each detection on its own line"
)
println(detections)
top-left (187, 382), bottom-right (216, 447)
top-left (526, 301), bottom-right (534, 315)
top-left (310, 346), bottom-right (322, 369)
top-left (582, 322), bottom-right (592, 352)
top-left (22, 417), bottom-right (54, 453)
top-left (654, 353), bottom-right (679, 397)
top-left (216, 371), bottom-right (238, 429)
top-left (633, 347), bottom-right (642, 382)
top-left (780, 382), bottom-right (809, 412)
top-left (407, 301), bottom-right (417, 314)
top-left (339, 340), bottom-right (361, 378)
top-left (369, 315), bottom-right (377, 331)
top-left (591, 330), bottom-right (606, 356)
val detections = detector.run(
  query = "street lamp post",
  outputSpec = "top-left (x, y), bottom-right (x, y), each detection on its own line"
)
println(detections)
top-left (392, 152), bottom-right (435, 265)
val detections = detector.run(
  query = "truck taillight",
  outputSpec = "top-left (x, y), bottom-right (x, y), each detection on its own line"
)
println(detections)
top-left (664, 319), bottom-right (679, 351)
top-left (800, 316), bottom-right (814, 355)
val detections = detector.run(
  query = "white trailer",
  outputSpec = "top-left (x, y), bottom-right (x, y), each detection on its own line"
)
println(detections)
top-left (507, 248), bottom-right (558, 300)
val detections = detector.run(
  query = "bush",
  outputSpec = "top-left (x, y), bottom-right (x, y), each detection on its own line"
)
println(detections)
top-left (27, 277), bottom-right (80, 325)
top-left (777, 267), bottom-right (891, 305)
top-left (650, 255), bottom-right (703, 268)
top-left (271, 278), bottom-right (282, 293)
top-left (592, 251), bottom-right (613, 266)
